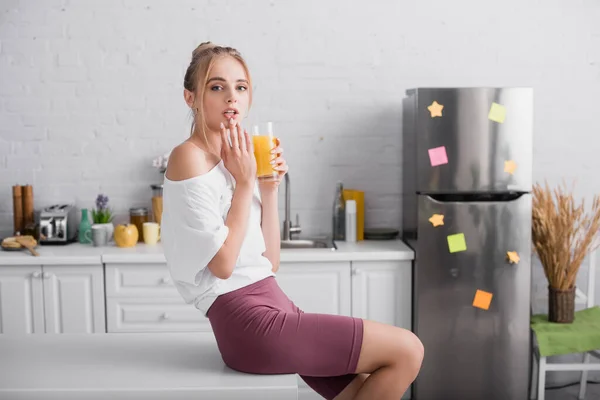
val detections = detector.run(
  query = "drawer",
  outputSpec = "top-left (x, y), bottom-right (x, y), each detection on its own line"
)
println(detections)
top-left (105, 263), bottom-right (180, 298)
top-left (106, 297), bottom-right (211, 333)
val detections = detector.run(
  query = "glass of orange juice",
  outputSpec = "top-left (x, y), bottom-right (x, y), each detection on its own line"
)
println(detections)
top-left (252, 122), bottom-right (278, 182)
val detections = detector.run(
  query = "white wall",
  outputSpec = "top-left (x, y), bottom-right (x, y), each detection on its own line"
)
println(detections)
top-left (1, 0), bottom-right (600, 387)
top-left (1, 0), bottom-right (599, 237)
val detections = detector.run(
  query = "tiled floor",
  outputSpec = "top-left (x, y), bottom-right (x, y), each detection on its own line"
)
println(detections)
top-left (545, 383), bottom-right (600, 400)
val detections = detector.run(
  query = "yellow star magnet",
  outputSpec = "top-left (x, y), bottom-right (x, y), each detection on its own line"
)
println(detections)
top-left (504, 160), bottom-right (517, 175)
top-left (428, 214), bottom-right (444, 227)
top-left (507, 251), bottom-right (520, 264)
top-left (428, 101), bottom-right (444, 118)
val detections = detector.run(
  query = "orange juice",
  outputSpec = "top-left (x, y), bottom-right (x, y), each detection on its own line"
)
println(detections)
top-left (252, 135), bottom-right (278, 181)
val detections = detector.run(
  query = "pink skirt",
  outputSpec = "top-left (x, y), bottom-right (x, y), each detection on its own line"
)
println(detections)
top-left (206, 276), bottom-right (364, 400)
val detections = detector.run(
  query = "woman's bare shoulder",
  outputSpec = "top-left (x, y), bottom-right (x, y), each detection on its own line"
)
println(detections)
top-left (164, 141), bottom-right (218, 182)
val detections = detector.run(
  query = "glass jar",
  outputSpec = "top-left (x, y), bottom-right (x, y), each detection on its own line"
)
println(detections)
top-left (150, 184), bottom-right (163, 224)
top-left (129, 207), bottom-right (149, 243)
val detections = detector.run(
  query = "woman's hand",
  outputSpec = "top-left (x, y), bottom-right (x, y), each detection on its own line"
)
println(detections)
top-left (258, 137), bottom-right (288, 192)
top-left (220, 119), bottom-right (256, 187)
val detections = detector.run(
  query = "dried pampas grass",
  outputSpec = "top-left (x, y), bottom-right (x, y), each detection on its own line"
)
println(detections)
top-left (532, 180), bottom-right (600, 291)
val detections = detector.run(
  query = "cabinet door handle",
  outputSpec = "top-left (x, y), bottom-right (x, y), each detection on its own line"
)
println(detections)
top-left (161, 277), bottom-right (171, 284)
top-left (352, 268), bottom-right (362, 276)
top-left (161, 313), bottom-right (170, 320)
top-left (43, 272), bottom-right (52, 279)
top-left (32, 271), bottom-right (41, 278)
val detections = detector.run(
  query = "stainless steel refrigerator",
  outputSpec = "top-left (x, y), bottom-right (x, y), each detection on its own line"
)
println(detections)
top-left (401, 88), bottom-right (533, 400)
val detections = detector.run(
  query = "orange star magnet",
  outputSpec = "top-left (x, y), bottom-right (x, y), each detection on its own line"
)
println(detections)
top-left (428, 101), bottom-right (444, 118)
top-left (428, 214), bottom-right (444, 227)
top-left (507, 251), bottom-right (520, 264)
top-left (504, 160), bottom-right (517, 175)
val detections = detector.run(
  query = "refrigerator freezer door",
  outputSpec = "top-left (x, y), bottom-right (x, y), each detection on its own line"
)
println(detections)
top-left (411, 87), bottom-right (533, 194)
top-left (412, 194), bottom-right (532, 400)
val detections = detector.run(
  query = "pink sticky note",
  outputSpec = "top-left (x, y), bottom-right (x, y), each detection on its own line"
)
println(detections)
top-left (428, 146), bottom-right (448, 167)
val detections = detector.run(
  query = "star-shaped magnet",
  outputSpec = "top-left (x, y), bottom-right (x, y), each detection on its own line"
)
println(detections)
top-left (428, 214), bottom-right (444, 227)
top-left (427, 101), bottom-right (444, 118)
top-left (507, 251), bottom-right (520, 264)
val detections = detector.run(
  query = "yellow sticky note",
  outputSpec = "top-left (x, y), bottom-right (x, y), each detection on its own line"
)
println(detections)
top-left (488, 102), bottom-right (506, 123)
top-left (504, 160), bottom-right (517, 175)
top-left (473, 290), bottom-right (493, 310)
top-left (447, 233), bottom-right (467, 253)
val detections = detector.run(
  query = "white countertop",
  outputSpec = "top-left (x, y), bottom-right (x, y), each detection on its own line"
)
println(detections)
top-left (0, 332), bottom-right (298, 399)
top-left (0, 239), bottom-right (414, 265)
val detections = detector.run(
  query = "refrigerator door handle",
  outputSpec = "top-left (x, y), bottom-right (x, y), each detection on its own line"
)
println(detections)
top-left (424, 192), bottom-right (527, 203)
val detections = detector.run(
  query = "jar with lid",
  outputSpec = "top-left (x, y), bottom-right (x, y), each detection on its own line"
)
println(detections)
top-left (129, 207), bottom-right (149, 243)
top-left (150, 184), bottom-right (163, 224)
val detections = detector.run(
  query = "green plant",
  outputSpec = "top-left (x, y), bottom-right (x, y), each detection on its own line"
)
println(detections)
top-left (91, 194), bottom-right (113, 224)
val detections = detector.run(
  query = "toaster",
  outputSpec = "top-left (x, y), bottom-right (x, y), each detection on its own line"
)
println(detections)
top-left (39, 204), bottom-right (79, 244)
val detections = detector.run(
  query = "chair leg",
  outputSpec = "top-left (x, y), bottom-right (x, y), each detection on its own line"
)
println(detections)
top-left (538, 357), bottom-right (546, 400)
top-left (578, 353), bottom-right (591, 399)
top-left (530, 350), bottom-right (538, 400)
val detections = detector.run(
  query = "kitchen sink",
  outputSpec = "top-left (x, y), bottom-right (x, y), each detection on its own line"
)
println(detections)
top-left (280, 238), bottom-right (336, 250)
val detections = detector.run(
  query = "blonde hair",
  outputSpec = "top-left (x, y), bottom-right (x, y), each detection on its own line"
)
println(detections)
top-left (183, 42), bottom-right (253, 147)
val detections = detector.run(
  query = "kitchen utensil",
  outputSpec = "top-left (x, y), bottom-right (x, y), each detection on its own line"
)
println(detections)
top-left (12, 185), bottom-right (23, 235)
top-left (364, 228), bottom-right (399, 240)
top-left (23, 184), bottom-right (34, 229)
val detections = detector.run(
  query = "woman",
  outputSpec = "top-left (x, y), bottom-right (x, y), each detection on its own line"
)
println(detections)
top-left (161, 42), bottom-right (424, 400)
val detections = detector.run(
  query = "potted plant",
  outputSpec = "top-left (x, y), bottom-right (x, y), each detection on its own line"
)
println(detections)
top-left (532, 181), bottom-right (600, 323)
top-left (91, 194), bottom-right (114, 241)
top-left (152, 152), bottom-right (170, 175)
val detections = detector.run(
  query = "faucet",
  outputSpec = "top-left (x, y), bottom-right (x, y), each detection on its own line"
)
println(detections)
top-left (282, 173), bottom-right (301, 240)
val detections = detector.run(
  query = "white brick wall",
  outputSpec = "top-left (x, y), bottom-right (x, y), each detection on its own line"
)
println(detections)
top-left (0, 0), bottom-right (599, 385)
top-left (1, 0), bottom-right (599, 236)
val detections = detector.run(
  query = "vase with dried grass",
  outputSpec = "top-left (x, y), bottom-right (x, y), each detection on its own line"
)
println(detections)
top-left (532, 181), bottom-right (600, 323)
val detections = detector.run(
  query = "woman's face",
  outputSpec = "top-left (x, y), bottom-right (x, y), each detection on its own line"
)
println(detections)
top-left (201, 56), bottom-right (250, 132)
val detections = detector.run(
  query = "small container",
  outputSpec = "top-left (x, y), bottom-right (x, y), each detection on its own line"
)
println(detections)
top-left (345, 200), bottom-right (357, 243)
top-left (130, 207), bottom-right (149, 243)
top-left (150, 184), bottom-right (163, 224)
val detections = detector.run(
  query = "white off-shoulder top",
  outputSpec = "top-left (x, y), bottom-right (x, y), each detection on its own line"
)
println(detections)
top-left (160, 160), bottom-right (275, 316)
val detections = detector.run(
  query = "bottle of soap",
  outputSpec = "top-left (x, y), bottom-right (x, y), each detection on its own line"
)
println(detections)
top-left (332, 181), bottom-right (345, 240)
top-left (345, 200), bottom-right (357, 243)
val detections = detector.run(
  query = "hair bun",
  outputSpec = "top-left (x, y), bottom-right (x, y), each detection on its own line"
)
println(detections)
top-left (192, 41), bottom-right (216, 57)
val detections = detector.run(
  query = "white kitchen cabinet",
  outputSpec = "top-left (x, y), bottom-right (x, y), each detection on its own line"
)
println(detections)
top-left (276, 261), bottom-right (352, 316)
top-left (105, 263), bottom-right (211, 333)
top-left (0, 266), bottom-right (45, 334)
top-left (0, 264), bottom-right (105, 334)
top-left (42, 265), bottom-right (106, 334)
top-left (351, 260), bottom-right (412, 330)
top-left (351, 260), bottom-right (413, 400)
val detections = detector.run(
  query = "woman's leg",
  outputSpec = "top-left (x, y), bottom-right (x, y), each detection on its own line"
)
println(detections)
top-left (352, 319), bottom-right (424, 400)
top-left (332, 373), bottom-right (368, 400)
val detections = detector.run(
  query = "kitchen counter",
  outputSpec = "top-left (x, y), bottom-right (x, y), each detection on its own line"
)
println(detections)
top-left (0, 239), bottom-right (414, 265)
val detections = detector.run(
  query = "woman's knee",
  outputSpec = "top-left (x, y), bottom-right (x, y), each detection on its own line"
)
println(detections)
top-left (356, 321), bottom-right (424, 374)
top-left (397, 329), bottom-right (424, 375)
